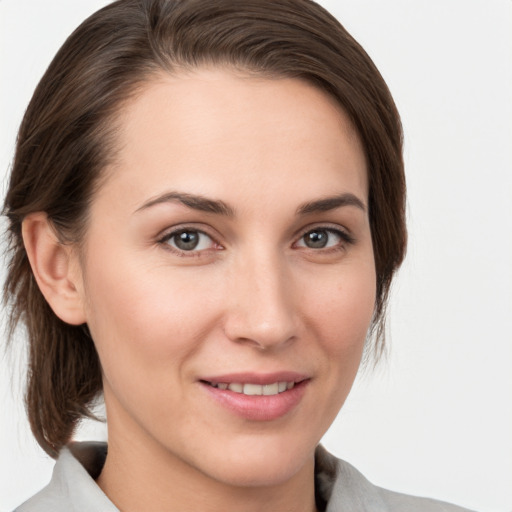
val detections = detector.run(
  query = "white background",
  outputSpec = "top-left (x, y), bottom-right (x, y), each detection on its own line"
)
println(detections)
top-left (1, 1), bottom-right (511, 511)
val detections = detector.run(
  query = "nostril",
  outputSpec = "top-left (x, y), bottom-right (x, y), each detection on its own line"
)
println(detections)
top-left (223, 262), bottom-right (298, 348)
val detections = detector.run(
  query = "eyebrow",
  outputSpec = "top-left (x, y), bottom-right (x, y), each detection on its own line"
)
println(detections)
top-left (136, 191), bottom-right (235, 216)
top-left (135, 191), bottom-right (366, 217)
top-left (296, 193), bottom-right (366, 215)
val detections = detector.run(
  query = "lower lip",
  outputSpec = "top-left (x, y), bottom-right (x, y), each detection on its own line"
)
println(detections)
top-left (200, 380), bottom-right (309, 421)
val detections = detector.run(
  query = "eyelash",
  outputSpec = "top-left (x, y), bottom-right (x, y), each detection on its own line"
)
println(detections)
top-left (158, 228), bottom-right (221, 257)
top-left (157, 225), bottom-right (355, 257)
top-left (294, 226), bottom-right (355, 253)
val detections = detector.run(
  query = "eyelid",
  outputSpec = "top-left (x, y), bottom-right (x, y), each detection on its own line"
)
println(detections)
top-left (294, 223), bottom-right (355, 244)
top-left (156, 222), bottom-right (354, 257)
top-left (157, 224), bottom-right (223, 256)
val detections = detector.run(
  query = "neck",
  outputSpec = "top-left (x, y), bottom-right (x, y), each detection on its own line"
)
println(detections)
top-left (97, 422), bottom-right (318, 512)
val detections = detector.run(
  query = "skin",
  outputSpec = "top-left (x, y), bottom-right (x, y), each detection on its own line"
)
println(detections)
top-left (27, 68), bottom-right (376, 512)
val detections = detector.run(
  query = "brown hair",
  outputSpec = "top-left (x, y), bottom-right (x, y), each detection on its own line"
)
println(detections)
top-left (3, 0), bottom-right (406, 457)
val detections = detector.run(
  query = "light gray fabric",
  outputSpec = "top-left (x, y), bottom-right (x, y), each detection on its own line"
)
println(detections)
top-left (15, 442), bottom-right (475, 511)
top-left (315, 446), bottom-right (474, 512)
top-left (15, 443), bottom-right (116, 512)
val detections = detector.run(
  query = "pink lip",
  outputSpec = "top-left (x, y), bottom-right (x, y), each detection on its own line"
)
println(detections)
top-left (201, 371), bottom-right (308, 385)
top-left (199, 372), bottom-right (310, 421)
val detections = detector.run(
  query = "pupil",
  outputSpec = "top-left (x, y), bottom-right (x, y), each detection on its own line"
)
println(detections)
top-left (175, 231), bottom-right (199, 250)
top-left (305, 230), bottom-right (327, 248)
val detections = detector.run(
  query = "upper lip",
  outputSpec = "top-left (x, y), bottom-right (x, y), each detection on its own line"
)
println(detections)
top-left (199, 371), bottom-right (309, 385)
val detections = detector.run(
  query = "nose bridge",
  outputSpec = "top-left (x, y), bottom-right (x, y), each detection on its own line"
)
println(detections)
top-left (224, 245), bottom-right (297, 349)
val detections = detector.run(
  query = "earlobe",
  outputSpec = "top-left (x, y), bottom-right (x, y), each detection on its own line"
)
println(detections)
top-left (22, 213), bottom-right (87, 326)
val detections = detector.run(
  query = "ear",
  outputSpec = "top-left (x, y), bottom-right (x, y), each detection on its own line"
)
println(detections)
top-left (22, 213), bottom-right (87, 325)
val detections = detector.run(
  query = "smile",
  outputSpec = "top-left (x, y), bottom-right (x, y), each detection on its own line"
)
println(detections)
top-left (207, 381), bottom-right (295, 395)
top-left (200, 374), bottom-right (309, 420)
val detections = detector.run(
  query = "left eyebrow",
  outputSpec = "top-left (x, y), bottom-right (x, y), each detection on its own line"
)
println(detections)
top-left (296, 193), bottom-right (366, 215)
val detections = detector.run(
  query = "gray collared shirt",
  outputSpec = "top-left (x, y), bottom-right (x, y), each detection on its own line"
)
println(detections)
top-left (14, 443), bottom-right (474, 511)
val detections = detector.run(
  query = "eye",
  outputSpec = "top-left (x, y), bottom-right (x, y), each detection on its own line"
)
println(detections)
top-left (161, 229), bottom-right (217, 253)
top-left (295, 228), bottom-right (353, 250)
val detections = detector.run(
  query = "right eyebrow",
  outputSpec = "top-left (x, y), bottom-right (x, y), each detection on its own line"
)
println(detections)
top-left (134, 191), bottom-right (235, 217)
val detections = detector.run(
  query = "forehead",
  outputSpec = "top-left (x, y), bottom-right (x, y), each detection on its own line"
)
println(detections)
top-left (97, 68), bottom-right (368, 214)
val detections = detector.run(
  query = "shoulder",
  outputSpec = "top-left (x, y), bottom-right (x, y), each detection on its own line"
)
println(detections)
top-left (13, 442), bottom-right (116, 512)
top-left (375, 485), bottom-right (474, 512)
top-left (316, 446), bottom-right (475, 512)
top-left (14, 484), bottom-right (63, 512)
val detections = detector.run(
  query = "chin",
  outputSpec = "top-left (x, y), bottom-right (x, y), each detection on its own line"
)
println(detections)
top-left (188, 435), bottom-right (316, 488)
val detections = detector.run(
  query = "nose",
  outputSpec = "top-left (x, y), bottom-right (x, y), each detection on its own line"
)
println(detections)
top-left (223, 251), bottom-right (299, 350)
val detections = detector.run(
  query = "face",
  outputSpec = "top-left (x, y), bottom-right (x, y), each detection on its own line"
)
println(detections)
top-left (74, 68), bottom-right (375, 487)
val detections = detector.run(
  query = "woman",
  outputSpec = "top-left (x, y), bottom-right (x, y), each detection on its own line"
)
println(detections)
top-left (2, 0), bottom-right (475, 510)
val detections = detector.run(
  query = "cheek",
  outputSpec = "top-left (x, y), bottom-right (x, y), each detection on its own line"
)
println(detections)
top-left (293, 257), bottom-right (376, 435)
top-left (81, 253), bottom-right (223, 386)
top-left (303, 259), bottom-right (376, 356)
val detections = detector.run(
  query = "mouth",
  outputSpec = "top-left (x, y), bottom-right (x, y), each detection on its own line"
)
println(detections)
top-left (199, 373), bottom-right (309, 421)
top-left (202, 380), bottom-right (297, 396)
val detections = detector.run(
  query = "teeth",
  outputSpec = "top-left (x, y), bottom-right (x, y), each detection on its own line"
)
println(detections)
top-left (212, 381), bottom-right (296, 396)
top-left (228, 383), bottom-right (243, 393)
top-left (243, 383), bottom-right (262, 395)
top-left (263, 383), bottom-right (279, 395)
